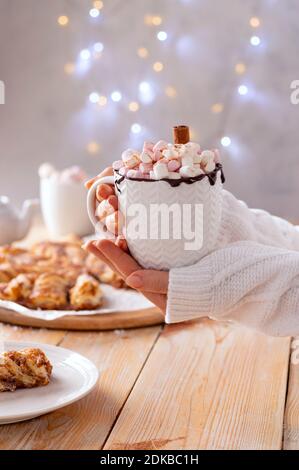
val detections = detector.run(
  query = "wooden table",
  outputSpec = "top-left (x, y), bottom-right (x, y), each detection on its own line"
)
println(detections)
top-left (0, 223), bottom-right (299, 450)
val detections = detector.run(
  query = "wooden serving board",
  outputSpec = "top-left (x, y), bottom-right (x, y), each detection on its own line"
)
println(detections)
top-left (0, 306), bottom-right (164, 331)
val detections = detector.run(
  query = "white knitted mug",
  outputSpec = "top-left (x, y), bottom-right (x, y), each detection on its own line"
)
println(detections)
top-left (87, 171), bottom-right (223, 270)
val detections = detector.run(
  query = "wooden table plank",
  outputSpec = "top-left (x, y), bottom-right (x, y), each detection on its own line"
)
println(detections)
top-left (0, 322), bottom-right (66, 345)
top-left (283, 337), bottom-right (299, 449)
top-left (104, 319), bottom-right (290, 450)
top-left (0, 326), bottom-right (161, 450)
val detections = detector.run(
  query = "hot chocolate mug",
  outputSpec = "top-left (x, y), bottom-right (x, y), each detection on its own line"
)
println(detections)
top-left (87, 169), bottom-right (223, 270)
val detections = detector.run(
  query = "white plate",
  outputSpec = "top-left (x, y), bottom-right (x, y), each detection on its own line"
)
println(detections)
top-left (0, 341), bottom-right (99, 425)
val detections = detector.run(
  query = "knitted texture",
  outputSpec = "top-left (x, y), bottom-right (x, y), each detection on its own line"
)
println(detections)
top-left (166, 190), bottom-right (299, 336)
top-left (118, 175), bottom-right (223, 270)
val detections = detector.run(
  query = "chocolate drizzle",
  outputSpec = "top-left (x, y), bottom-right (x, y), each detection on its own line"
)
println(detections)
top-left (115, 164), bottom-right (225, 193)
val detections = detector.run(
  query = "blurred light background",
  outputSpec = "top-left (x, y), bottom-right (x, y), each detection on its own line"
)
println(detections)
top-left (0, 0), bottom-right (299, 218)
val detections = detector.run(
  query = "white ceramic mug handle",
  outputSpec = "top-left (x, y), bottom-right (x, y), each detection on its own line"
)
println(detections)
top-left (87, 175), bottom-right (115, 228)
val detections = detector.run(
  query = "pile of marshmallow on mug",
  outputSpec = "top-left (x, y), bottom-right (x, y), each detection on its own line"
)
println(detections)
top-left (112, 141), bottom-right (221, 180)
top-left (39, 164), bottom-right (87, 183)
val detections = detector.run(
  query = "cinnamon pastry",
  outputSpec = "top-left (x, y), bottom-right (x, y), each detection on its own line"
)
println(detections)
top-left (0, 348), bottom-right (52, 392)
top-left (70, 274), bottom-right (103, 310)
top-left (0, 263), bottom-right (17, 282)
top-left (0, 283), bottom-right (10, 301)
top-left (0, 238), bottom-right (128, 310)
top-left (5, 274), bottom-right (35, 302)
top-left (29, 273), bottom-right (68, 309)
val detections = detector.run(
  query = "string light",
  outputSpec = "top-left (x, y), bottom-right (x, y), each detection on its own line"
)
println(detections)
top-left (153, 61), bottom-right (163, 72)
top-left (62, 4), bottom-right (263, 144)
top-left (238, 85), bottom-right (248, 95)
top-left (89, 92), bottom-right (100, 103)
top-left (144, 15), bottom-right (162, 26)
top-left (144, 15), bottom-right (153, 25)
top-left (57, 15), bottom-right (69, 26)
top-left (111, 91), bottom-right (122, 102)
top-left (89, 8), bottom-right (100, 18)
top-left (80, 49), bottom-right (91, 60)
top-left (64, 63), bottom-right (75, 75)
top-left (93, 1), bottom-right (103, 9)
top-left (98, 95), bottom-right (107, 106)
top-left (93, 42), bottom-right (104, 53)
top-left (221, 136), bottom-right (231, 147)
top-left (250, 17), bottom-right (260, 28)
top-left (165, 86), bottom-right (177, 98)
top-left (138, 81), bottom-right (155, 104)
top-left (157, 31), bottom-right (167, 41)
top-left (137, 47), bottom-right (149, 58)
top-left (128, 101), bottom-right (139, 112)
top-left (131, 123), bottom-right (142, 134)
top-left (211, 103), bottom-right (224, 113)
top-left (152, 16), bottom-right (162, 26)
top-left (250, 35), bottom-right (261, 46)
top-left (235, 62), bottom-right (246, 75)
top-left (87, 141), bottom-right (100, 154)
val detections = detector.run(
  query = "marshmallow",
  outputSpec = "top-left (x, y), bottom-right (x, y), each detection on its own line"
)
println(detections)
top-left (168, 172), bottom-right (181, 179)
top-left (38, 163), bottom-right (56, 179)
top-left (153, 140), bottom-right (168, 152)
top-left (201, 150), bottom-right (215, 164)
top-left (60, 166), bottom-right (87, 183)
top-left (121, 149), bottom-right (140, 168)
top-left (193, 165), bottom-right (204, 176)
top-left (139, 162), bottom-right (153, 174)
top-left (153, 162), bottom-right (169, 180)
top-left (167, 160), bottom-right (181, 172)
top-left (126, 169), bottom-right (142, 179)
top-left (112, 160), bottom-right (124, 171)
top-left (162, 148), bottom-right (179, 160)
top-left (118, 167), bottom-right (129, 176)
top-left (124, 155), bottom-right (140, 169)
top-left (106, 211), bottom-right (124, 235)
top-left (153, 149), bottom-right (163, 162)
top-left (186, 142), bottom-right (201, 154)
top-left (193, 153), bottom-right (202, 164)
top-left (181, 155), bottom-right (194, 167)
top-left (96, 199), bottom-right (115, 221)
top-left (143, 141), bottom-right (154, 152)
top-left (204, 160), bottom-right (216, 173)
top-left (179, 166), bottom-right (198, 178)
top-left (140, 151), bottom-right (153, 163)
top-left (173, 144), bottom-right (186, 155)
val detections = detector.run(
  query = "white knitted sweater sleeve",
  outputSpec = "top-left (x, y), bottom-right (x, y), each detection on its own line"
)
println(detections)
top-left (166, 191), bottom-right (299, 336)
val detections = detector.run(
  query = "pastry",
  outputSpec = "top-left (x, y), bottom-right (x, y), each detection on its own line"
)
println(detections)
top-left (0, 283), bottom-right (10, 300)
top-left (70, 274), bottom-right (103, 310)
top-left (0, 263), bottom-right (17, 282)
top-left (5, 273), bottom-right (35, 302)
top-left (0, 348), bottom-right (52, 392)
top-left (0, 237), bottom-right (127, 310)
top-left (29, 273), bottom-right (68, 310)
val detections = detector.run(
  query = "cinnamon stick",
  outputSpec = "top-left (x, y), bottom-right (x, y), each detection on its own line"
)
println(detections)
top-left (173, 125), bottom-right (190, 144)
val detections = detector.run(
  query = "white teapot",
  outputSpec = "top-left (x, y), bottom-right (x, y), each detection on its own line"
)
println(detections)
top-left (0, 196), bottom-right (39, 245)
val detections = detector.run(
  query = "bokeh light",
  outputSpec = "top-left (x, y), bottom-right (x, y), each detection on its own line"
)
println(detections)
top-left (153, 61), bottom-right (163, 72)
top-left (57, 16), bottom-right (69, 26)
top-left (128, 101), bottom-right (139, 112)
top-left (157, 31), bottom-right (167, 41)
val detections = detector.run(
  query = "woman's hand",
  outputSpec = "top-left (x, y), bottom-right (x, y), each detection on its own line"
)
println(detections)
top-left (84, 239), bottom-right (168, 313)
